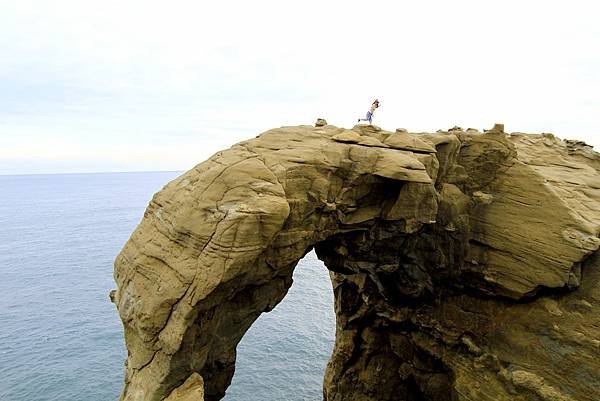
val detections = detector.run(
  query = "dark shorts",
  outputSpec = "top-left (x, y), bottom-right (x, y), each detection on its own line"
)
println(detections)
top-left (366, 111), bottom-right (372, 121)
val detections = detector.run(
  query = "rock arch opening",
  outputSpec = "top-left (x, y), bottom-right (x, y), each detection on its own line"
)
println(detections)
top-left (223, 250), bottom-right (335, 401)
top-left (112, 124), bottom-right (600, 401)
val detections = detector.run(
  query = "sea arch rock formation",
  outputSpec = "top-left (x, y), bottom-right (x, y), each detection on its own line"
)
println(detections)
top-left (112, 123), bottom-right (600, 401)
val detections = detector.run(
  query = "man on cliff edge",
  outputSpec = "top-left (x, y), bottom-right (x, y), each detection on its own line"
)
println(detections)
top-left (358, 99), bottom-right (380, 125)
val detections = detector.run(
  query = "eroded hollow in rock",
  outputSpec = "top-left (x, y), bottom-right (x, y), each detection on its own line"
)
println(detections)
top-left (112, 124), bottom-right (600, 401)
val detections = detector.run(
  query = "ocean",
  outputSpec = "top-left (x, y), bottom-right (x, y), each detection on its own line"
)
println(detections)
top-left (0, 171), bottom-right (335, 401)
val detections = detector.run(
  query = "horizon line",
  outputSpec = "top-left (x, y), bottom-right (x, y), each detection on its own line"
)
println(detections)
top-left (0, 169), bottom-right (186, 178)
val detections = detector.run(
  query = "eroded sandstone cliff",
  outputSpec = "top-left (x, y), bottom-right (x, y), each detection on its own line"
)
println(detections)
top-left (111, 122), bottom-right (600, 401)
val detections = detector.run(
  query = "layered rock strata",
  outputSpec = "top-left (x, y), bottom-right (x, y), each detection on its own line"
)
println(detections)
top-left (112, 123), bottom-right (600, 401)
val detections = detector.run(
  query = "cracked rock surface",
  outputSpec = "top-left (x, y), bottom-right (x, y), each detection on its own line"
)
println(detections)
top-left (112, 124), bottom-right (600, 401)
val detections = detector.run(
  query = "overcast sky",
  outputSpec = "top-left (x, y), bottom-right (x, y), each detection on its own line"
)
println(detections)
top-left (1, 0), bottom-right (599, 175)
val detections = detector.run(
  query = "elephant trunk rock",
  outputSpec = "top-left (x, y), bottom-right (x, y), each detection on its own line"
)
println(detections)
top-left (112, 124), bottom-right (600, 401)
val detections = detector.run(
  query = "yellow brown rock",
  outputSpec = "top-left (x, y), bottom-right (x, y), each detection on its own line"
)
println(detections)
top-left (164, 374), bottom-right (204, 401)
top-left (383, 131), bottom-right (437, 153)
top-left (112, 124), bottom-right (600, 401)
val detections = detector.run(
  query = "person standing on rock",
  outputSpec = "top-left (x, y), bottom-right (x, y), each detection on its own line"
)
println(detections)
top-left (358, 99), bottom-right (380, 125)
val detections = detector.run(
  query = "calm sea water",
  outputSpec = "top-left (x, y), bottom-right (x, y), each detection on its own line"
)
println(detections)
top-left (0, 172), bottom-right (335, 401)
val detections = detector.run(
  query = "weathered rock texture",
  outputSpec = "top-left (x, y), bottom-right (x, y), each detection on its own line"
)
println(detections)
top-left (112, 123), bottom-right (600, 401)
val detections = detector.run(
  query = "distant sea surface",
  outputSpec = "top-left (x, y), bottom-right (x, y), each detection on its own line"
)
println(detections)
top-left (0, 172), bottom-right (335, 401)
